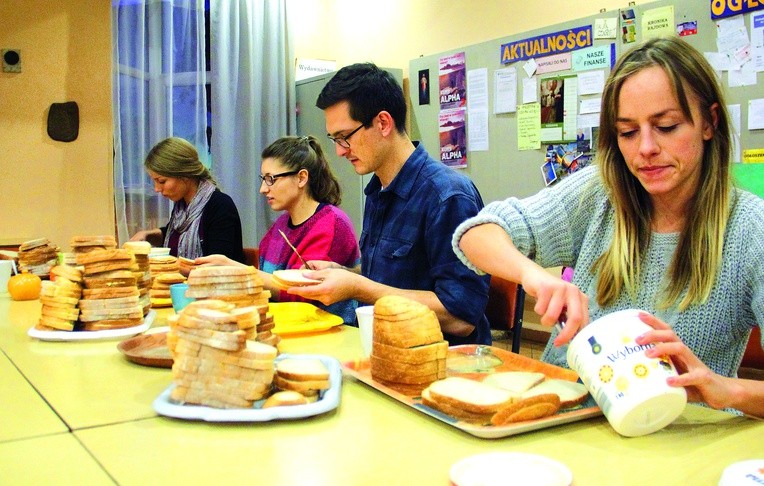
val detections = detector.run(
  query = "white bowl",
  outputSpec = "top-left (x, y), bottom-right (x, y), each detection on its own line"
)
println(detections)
top-left (149, 247), bottom-right (171, 257)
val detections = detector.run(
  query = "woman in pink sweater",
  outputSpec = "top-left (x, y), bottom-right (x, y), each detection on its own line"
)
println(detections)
top-left (198, 136), bottom-right (360, 323)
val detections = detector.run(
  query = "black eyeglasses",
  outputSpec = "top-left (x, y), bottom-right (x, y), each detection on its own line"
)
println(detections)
top-left (259, 170), bottom-right (300, 186)
top-left (327, 124), bottom-right (365, 149)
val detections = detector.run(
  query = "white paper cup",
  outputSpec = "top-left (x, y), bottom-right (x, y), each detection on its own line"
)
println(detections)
top-left (356, 305), bottom-right (374, 358)
top-left (0, 261), bottom-right (13, 296)
top-left (567, 309), bottom-right (687, 437)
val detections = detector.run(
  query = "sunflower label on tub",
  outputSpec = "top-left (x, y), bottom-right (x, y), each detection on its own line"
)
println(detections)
top-left (567, 309), bottom-right (687, 437)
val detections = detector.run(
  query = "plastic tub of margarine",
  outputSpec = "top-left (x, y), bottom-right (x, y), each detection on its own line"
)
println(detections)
top-left (567, 309), bottom-right (687, 437)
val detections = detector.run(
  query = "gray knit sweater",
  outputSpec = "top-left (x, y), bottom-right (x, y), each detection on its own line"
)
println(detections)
top-left (452, 165), bottom-right (764, 377)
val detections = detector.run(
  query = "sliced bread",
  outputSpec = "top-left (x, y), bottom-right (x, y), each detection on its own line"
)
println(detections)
top-left (482, 371), bottom-right (546, 395)
top-left (521, 379), bottom-right (589, 409)
top-left (276, 358), bottom-right (330, 381)
top-left (426, 376), bottom-right (516, 415)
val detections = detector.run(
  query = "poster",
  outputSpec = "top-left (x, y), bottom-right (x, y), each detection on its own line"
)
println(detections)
top-left (418, 69), bottom-right (430, 105)
top-left (540, 74), bottom-right (578, 142)
top-left (439, 52), bottom-right (466, 109)
top-left (439, 108), bottom-right (467, 168)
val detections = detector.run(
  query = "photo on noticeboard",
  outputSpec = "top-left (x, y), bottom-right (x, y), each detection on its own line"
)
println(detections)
top-left (418, 69), bottom-right (430, 105)
top-left (542, 160), bottom-right (558, 186)
top-left (541, 136), bottom-right (594, 186)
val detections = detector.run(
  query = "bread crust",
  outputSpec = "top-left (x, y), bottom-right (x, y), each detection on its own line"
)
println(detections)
top-left (262, 390), bottom-right (309, 408)
top-left (372, 340), bottom-right (448, 364)
top-left (490, 394), bottom-right (561, 426)
top-left (421, 388), bottom-right (494, 425)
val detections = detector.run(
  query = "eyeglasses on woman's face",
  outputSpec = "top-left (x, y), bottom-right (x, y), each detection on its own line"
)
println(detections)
top-left (259, 170), bottom-right (300, 186)
top-left (327, 123), bottom-right (365, 149)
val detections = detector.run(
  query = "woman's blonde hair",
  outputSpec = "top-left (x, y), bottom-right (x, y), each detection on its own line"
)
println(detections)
top-left (593, 36), bottom-right (732, 311)
top-left (144, 137), bottom-right (216, 185)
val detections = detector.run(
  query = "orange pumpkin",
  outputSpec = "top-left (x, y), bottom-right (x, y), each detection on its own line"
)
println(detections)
top-left (8, 272), bottom-right (42, 301)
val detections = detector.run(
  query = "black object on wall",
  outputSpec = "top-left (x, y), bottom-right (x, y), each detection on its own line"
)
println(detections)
top-left (47, 101), bottom-right (79, 142)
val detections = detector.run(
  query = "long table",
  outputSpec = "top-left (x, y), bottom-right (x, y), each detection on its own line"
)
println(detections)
top-left (2, 297), bottom-right (762, 485)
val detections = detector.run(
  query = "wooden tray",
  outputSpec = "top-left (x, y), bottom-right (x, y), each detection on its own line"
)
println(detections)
top-left (342, 345), bottom-right (602, 439)
top-left (117, 329), bottom-right (173, 368)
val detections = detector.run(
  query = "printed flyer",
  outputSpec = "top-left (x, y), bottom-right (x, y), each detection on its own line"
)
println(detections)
top-left (439, 52), bottom-right (467, 109)
top-left (439, 108), bottom-right (467, 168)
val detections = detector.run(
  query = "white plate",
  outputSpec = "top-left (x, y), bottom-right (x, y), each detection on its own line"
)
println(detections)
top-left (152, 354), bottom-right (342, 422)
top-left (450, 452), bottom-right (573, 486)
top-left (28, 310), bottom-right (155, 342)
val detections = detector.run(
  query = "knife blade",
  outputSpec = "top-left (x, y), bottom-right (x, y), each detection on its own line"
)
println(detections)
top-left (278, 229), bottom-right (314, 270)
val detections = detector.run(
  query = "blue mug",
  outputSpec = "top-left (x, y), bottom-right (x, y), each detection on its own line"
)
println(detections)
top-left (169, 283), bottom-right (195, 313)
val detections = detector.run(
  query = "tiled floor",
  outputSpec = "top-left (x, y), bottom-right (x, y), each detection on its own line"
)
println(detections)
top-left (490, 330), bottom-right (547, 359)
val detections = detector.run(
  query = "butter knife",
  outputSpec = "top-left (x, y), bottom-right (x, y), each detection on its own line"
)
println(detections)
top-left (278, 230), bottom-right (313, 270)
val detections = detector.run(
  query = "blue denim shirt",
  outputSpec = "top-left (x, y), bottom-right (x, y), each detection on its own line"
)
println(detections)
top-left (360, 143), bottom-right (491, 345)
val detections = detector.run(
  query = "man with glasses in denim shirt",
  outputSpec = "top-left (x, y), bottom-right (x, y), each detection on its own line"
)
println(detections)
top-left (288, 63), bottom-right (491, 345)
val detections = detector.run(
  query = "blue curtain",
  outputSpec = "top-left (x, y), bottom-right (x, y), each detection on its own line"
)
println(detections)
top-left (112, 0), bottom-right (208, 244)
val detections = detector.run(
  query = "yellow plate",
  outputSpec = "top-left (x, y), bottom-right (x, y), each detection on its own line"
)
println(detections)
top-left (270, 302), bottom-right (344, 335)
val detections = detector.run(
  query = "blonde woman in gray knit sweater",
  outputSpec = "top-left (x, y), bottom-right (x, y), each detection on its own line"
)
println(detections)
top-left (453, 37), bottom-right (764, 417)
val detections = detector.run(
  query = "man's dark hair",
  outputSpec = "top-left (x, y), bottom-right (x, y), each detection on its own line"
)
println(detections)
top-left (316, 63), bottom-right (407, 133)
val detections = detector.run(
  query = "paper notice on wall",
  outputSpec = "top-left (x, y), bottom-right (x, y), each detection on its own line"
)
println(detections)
top-left (467, 67), bottom-right (489, 151)
top-left (743, 148), bottom-right (764, 162)
top-left (642, 5), bottom-right (675, 40)
top-left (577, 70), bottom-right (605, 95)
top-left (729, 61), bottom-right (757, 87)
top-left (728, 104), bottom-right (742, 135)
top-left (517, 103), bottom-right (541, 150)
top-left (752, 12), bottom-right (764, 47)
top-left (594, 17), bottom-right (618, 39)
top-left (494, 67), bottom-right (518, 114)
top-left (562, 76), bottom-right (578, 141)
top-left (572, 44), bottom-right (614, 72)
top-left (749, 99), bottom-right (764, 130)
top-left (579, 97), bottom-right (601, 115)
top-left (535, 53), bottom-right (572, 74)
top-left (522, 76), bottom-right (538, 104)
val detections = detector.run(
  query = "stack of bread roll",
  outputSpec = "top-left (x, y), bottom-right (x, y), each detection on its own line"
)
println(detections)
top-left (186, 265), bottom-right (279, 347)
top-left (70, 235), bottom-right (117, 254)
top-left (122, 241), bottom-right (153, 315)
top-left (18, 238), bottom-right (59, 277)
top-left (76, 249), bottom-right (144, 330)
top-left (152, 272), bottom-right (186, 307)
top-left (169, 299), bottom-right (278, 409)
top-left (369, 295), bottom-right (448, 395)
top-left (148, 255), bottom-right (180, 307)
top-left (37, 265), bottom-right (83, 331)
top-left (273, 358), bottom-right (330, 403)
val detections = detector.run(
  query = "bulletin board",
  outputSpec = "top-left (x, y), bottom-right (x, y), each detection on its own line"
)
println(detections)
top-left (409, 0), bottom-right (764, 205)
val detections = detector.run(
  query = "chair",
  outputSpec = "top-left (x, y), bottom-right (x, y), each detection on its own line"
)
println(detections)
top-left (741, 327), bottom-right (764, 370)
top-left (243, 247), bottom-right (259, 269)
top-left (484, 275), bottom-right (526, 353)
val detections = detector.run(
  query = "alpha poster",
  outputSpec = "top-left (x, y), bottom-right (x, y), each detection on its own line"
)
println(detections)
top-left (439, 108), bottom-right (467, 168)
top-left (439, 52), bottom-right (467, 109)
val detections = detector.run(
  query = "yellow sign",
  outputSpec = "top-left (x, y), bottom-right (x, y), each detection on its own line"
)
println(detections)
top-left (742, 149), bottom-right (764, 163)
